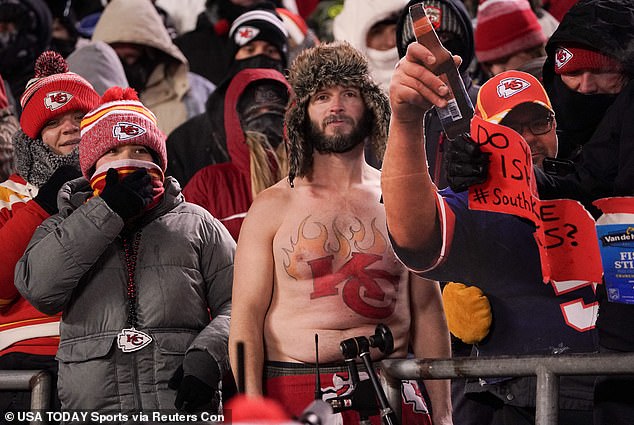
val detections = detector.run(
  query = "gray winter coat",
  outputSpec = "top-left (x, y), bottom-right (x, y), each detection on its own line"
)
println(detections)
top-left (15, 176), bottom-right (234, 412)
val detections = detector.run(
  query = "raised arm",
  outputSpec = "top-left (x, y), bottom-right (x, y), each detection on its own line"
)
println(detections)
top-left (229, 191), bottom-right (279, 395)
top-left (381, 43), bottom-right (460, 265)
top-left (409, 274), bottom-right (452, 425)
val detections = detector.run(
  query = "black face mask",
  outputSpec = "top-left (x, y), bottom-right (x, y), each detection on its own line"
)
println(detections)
top-left (0, 31), bottom-right (38, 79)
top-left (550, 75), bottom-right (618, 159)
top-left (122, 55), bottom-right (157, 93)
top-left (226, 54), bottom-right (285, 80)
top-left (237, 81), bottom-right (288, 148)
top-left (51, 37), bottom-right (77, 58)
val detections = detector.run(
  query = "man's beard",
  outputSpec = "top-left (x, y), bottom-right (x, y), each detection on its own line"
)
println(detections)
top-left (307, 111), bottom-right (372, 154)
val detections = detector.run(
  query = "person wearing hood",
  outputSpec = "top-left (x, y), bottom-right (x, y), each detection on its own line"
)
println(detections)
top-left (67, 41), bottom-right (130, 96)
top-left (91, 0), bottom-right (215, 136)
top-left (395, 0), bottom-right (480, 189)
top-left (15, 87), bottom-right (235, 416)
top-left (0, 0), bottom-right (52, 115)
top-left (167, 5), bottom-right (289, 187)
top-left (0, 51), bottom-right (100, 416)
top-left (183, 69), bottom-right (291, 241)
top-left (333, 0), bottom-right (408, 95)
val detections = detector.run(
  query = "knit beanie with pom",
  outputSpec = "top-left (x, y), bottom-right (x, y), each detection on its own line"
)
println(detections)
top-left (20, 50), bottom-right (100, 139)
top-left (79, 86), bottom-right (167, 179)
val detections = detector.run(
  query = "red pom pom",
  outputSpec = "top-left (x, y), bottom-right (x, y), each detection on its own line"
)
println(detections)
top-left (101, 86), bottom-right (140, 104)
top-left (34, 51), bottom-right (69, 78)
top-left (224, 394), bottom-right (289, 422)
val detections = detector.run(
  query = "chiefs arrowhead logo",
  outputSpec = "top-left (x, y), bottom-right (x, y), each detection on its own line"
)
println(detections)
top-left (117, 328), bottom-right (152, 353)
top-left (423, 6), bottom-right (442, 30)
top-left (234, 25), bottom-right (259, 46)
top-left (44, 91), bottom-right (73, 111)
top-left (555, 47), bottom-right (573, 70)
top-left (496, 77), bottom-right (531, 98)
top-left (113, 122), bottom-right (146, 140)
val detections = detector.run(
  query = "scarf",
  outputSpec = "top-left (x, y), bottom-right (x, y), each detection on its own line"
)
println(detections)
top-left (13, 130), bottom-right (79, 187)
top-left (89, 159), bottom-right (165, 211)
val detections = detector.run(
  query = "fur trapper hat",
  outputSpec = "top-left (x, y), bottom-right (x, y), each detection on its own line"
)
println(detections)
top-left (285, 41), bottom-right (390, 184)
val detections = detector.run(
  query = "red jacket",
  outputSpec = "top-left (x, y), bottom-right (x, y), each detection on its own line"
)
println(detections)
top-left (0, 174), bottom-right (60, 356)
top-left (183, 68), bottom-right (291, 241)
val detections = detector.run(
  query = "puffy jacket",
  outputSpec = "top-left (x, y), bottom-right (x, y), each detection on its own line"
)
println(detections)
top-left (15, 176), bottom-right (234, 411)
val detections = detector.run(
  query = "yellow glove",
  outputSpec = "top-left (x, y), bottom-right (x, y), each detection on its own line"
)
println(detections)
top-left (442, 282), bottom-right (492, 344)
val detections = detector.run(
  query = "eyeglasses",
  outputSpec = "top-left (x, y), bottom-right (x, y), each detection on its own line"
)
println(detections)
top-left (503, 114), bottom-right (555, 136)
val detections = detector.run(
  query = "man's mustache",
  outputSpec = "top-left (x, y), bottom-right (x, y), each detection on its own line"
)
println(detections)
top-left (323, 114), bottom-right (354, 127)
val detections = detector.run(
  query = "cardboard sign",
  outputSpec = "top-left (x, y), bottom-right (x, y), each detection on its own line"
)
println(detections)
top-left (536, 200), bottom-right (603, 284)
top-left (467, 115), bottom-right (602, 284)
top-left (468, 115), bottom-right (540, 224)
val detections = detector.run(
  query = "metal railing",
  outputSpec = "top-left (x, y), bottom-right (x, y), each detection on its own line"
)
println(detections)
top-left (380, 352), bottom-right (634, 425)
top-left (0, 370), bottom-right (51, 425)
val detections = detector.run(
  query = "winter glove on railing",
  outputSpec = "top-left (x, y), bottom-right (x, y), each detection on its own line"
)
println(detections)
top-left (34, 165), bottom-right (82, 215)
top-left (445, 134), bottom-right (490, 193)
top-left (169, 350), bottom-right (221, 413)
top-left (442, 282), bottom-right (492, 344)
top-left (99, 168), bottom-right (153, 220)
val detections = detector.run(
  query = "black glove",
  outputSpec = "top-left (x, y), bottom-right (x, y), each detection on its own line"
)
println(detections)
top-left (445, 133), bottom-right (491, 193)
top-left (34, 165), bottom-right (82, 215)
top-left (99, 168), bottom-right (154, 219)
top-left (169, 351), bottom-right (220, 413)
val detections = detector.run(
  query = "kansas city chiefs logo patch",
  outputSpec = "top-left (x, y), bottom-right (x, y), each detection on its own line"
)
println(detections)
top-left (113, 122), bottom-right (146, 140)
top-left (555, 47), bottom-right (573, 70)
top-left (234, 25), bottom-right (259, 46)
top-left (496, 77), bottom-right (531, 98)
top-left (44, 91), bottom-right (73, 110)
top-left (117, 328), bottom-right (152, 352)
top-left (424, 6), bottom-right (442, 29)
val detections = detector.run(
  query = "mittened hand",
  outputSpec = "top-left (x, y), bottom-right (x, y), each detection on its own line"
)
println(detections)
top-left (442, 282), bottom-right (492, 344)
top-left (445, 134), bottom-right (491, 193)
top-left (169, 352), bottom-right (221, 414)
top-left (99, 168), bottom-right (154, 219)
top-left (34, 165), bottom-right (82, 215)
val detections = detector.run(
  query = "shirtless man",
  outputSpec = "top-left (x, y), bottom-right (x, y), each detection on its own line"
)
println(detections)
top-left (229, 41), bottom-right (452, 425)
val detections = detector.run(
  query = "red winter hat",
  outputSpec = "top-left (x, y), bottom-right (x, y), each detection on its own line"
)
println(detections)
top-left (79, 87), bottom-right (167, 179)
top-left (475, 70), bottom-right (553, 124)
top-left (554, 46), bottom-right (623, 75)
top-left (475, 0), bottom-right (546, 63)
top-left (20, 51), bottom-right (100, 139)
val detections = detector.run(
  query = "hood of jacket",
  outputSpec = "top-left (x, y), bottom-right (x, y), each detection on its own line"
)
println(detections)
top-left (91, 0), bottom-right (188, 66)
top-left (223, 68), bottom-right (291, 179)
top-left (67, 41), bottom-right (129, 96)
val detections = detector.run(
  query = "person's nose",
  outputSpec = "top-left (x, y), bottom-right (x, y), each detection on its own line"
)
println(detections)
top-left (329, 95), bottom-right (345, 114)
top-left (61, 116), bottom-right (80, 134)
top-left (576, 72), bottom-right (598, 94)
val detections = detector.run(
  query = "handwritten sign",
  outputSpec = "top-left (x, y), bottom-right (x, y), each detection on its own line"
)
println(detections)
top-left (468, 115), bottom-right (540, 224)
top-left (466, 115), bottom-right (602, 284)
top-left (535, 200), bottom-right (603, 283)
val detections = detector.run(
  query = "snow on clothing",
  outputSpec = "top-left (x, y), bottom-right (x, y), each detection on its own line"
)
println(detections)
top-left (15, 176), bottom-right (234, 411)
top-left (332, 0), bottom-right (409, 93)
top-left (182, 68), bottom-right (290, 240)
top-left (0, 174), bottom-right (60, 356)
top-left (91, 0), bottom-right (215, 136)
top-left (392, 189), bottom-right (598, 410)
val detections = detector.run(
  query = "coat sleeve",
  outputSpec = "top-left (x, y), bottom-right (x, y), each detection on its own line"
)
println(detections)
top-left (187, 216), bottom-right (235, 378)
top-left (14, 198), bottom-right (124, 315)
top-left (0, 201), bottom-right (48, 308)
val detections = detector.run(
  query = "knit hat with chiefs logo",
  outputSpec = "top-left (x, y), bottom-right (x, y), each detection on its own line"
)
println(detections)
top-left (20, 50), bottom-right (100, 139)
top-left (475, 70), bottom-right (554, 124)
top-left (229, 6), bottom-right (289, 66)
top-left (79, 86), bottom-right (167, 179)
top-left (554, 45), bottom-right (623, 75)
